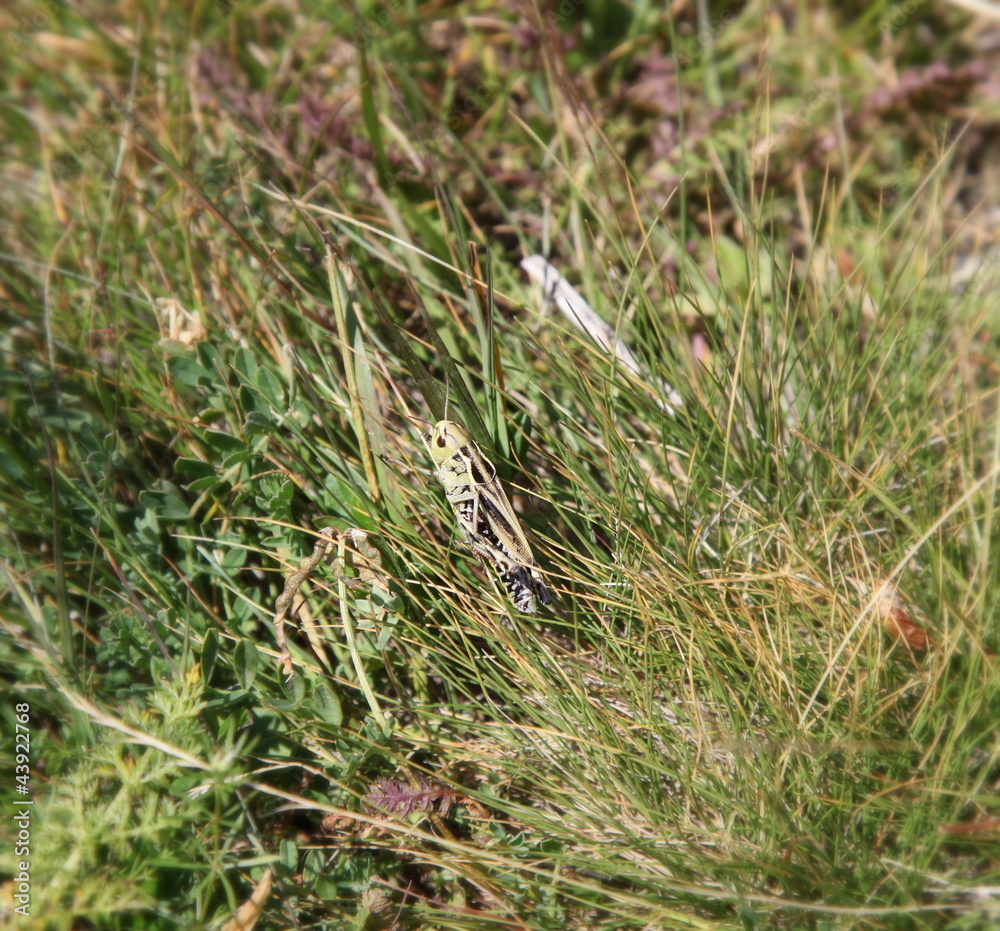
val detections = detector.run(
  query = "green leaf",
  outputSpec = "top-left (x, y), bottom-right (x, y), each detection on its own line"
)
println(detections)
top-left (187, 474), bottom-right (221, 494)
top-left (255, 367), bottom-right (284, 407)
top-left (233, 639), bottom-right (259, 690)
top-left (175, 457), bottom-right (216, 479)
top-left (279, 839), bottom-right (299, 873)
top-left (323, 474), bottom-right (371, 526)
top-left (256, 474), bottom-right (294, 520)
top-left (197, 342), bottom-right (224, 378)
top-left (138, 487), bottom-right (191, 521)
top-left (201, 629), bottom-right (219, 684)
top-left (219, 545), bottom-right (246, 571)
top-left (244, 410), bottom-right (274, 434)
top-left (202, 430), bottom-right (245, 453)
top-left (233, 347), bottom-right (257, 382)
top-left (313, 683), bottom-right (343, 726)
top-left (280, 671), bottom-right (306, 707)
top-left (167, 356), bottom-right (216, 388)
top-left (239, 384), bottom-right (268, 415)
top-left (220, 448), bottom-right (249, 470)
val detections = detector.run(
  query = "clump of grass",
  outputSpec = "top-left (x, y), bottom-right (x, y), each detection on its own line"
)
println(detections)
top-left (1, 2), bottom-right (998, 929)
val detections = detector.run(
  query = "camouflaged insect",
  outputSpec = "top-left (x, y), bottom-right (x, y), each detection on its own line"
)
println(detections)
top-left (423, 421), bottom-right (551, 613)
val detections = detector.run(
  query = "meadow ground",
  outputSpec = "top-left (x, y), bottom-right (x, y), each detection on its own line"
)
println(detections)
top-left (2, 2), bottom-right (1000, 928)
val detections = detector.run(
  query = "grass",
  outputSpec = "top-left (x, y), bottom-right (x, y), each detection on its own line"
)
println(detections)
top-left (2, 0), bottom-right (999, 928)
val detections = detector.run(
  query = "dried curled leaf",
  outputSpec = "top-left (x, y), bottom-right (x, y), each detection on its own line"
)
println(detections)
top-left (321, 812), bottom-right (355, 835)
top-left (155, 297), bottom-right (207, 347)
top-left (877, 581), bottom-right (931, 651)
top-left (221, 866), bottom-right (272, 931)
top-left (340, 528), bottom-right (392, 618)
top-left (273, 528), bottom-right (337, 677)
top-left (940, 816), bottom-right (1000, 837)
top-left (272, 527), bottom-right (395, 676)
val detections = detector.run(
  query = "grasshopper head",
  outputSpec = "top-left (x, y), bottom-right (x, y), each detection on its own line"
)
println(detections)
top-left (424, 420), bottom-right (473, 467)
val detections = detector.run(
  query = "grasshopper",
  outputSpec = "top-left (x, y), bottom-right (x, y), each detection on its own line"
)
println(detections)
top-left (423, 421), bottom-right (552, 613)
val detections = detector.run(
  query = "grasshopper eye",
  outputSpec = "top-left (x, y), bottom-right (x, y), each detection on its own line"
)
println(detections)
top-left (436, 436), bottom-right (447, 447)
